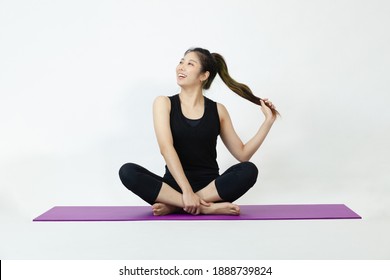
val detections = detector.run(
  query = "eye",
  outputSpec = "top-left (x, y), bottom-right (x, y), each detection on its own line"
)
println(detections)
top-left (188, 62), bottom-right (194, 66)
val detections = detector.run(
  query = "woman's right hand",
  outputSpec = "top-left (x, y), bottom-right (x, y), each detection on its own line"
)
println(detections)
top-left (182, 191), bottom-right (210, 215)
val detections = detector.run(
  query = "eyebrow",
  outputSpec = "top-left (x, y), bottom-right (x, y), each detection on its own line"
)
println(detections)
top-left (181, 58), bottom-right (199, 63)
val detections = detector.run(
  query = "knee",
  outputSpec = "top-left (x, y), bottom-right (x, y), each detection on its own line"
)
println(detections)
top-left (243, 161), bottom-right (258, 177)
top-left (242, 161), bottom-right (259, 185)
top-left (119, 163), bottom-right (139, 186)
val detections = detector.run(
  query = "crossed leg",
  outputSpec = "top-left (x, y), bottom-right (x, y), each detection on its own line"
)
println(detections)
top-left (119, 162), bottom-right (257, 216)
top-left (152, 180), bottom-right (240, 216)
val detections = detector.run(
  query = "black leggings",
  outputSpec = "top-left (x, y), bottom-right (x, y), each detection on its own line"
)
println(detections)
top-left (119, 162), bottom-right (258, 205)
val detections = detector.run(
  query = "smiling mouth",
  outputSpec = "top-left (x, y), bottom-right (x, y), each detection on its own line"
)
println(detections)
top-left (178, 73), bottom-right (187, 78)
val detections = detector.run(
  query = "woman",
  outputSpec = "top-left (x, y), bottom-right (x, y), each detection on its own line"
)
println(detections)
top-left (119, 47), bottom-right (278, 216)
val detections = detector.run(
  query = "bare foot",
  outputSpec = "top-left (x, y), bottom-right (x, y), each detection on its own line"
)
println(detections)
top-left (152, 203), bottom-right (180, 216)
top-left (200, 202), bottom-right (240, 215)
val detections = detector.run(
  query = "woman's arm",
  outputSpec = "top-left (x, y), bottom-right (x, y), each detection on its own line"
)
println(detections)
top-left (153, 96), bottom-right (208, 214)
top-left (218, 99), bottom-right (276, 162)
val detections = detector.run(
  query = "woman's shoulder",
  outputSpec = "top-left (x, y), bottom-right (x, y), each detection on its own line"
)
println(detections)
top-left (214, 100), bottom-right (227, 111)
top-left (153, 95), bottom-right (172, 111)
top-left (154, 95), bottom-right (169, 103)
top-left (204, 96), bottom-right (225, 110)
top-left (154, 94), bottom-right (180, 103)
top-left (215, 101), bottom-right (229, 120)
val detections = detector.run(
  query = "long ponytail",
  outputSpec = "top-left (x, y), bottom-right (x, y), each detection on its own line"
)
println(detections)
top-left (212, 52), bottom-right (280, 118)
top-left (185, 47), bottom-right (279, 118)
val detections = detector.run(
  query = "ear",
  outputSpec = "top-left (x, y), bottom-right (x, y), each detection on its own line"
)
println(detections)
top-left (200, 71), bottom-right (210, 82)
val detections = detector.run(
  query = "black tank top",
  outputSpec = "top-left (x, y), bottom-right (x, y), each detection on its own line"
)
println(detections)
top-left (164, 94), bottom-right (220, 187)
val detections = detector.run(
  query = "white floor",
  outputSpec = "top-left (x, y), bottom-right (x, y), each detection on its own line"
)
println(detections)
top-left (1, 203), bottom-right (389, 260)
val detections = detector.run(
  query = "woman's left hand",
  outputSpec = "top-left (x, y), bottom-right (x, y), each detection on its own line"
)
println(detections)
top-left (260, 98), bottom-right (276, 122)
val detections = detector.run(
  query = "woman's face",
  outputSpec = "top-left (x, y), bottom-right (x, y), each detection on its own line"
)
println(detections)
top-left (176, 52), bottom-right (209, 89)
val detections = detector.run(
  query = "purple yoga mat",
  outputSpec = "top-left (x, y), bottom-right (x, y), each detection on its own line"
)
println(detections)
top-left (33, 204), bottom-right (361, 221)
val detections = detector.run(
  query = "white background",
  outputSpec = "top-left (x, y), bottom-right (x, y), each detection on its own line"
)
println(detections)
top-left (1, 0), bottom-right (389, 259)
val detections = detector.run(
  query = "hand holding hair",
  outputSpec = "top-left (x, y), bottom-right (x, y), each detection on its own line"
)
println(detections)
top-left (260, 99), bottom-right (277, 122)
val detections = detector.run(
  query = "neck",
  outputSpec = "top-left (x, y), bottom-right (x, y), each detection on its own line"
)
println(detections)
top-left (179, 87), bottom-right (204, 106)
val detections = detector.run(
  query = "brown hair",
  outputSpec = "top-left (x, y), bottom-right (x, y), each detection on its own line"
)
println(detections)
top-left (185, 47), bottom-right (280, 118)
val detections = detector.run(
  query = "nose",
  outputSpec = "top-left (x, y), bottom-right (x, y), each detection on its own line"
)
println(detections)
top-left (178, 63), bottom-right (186, 72)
